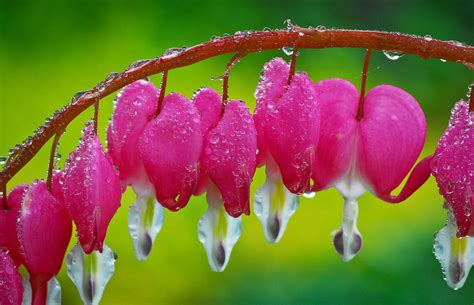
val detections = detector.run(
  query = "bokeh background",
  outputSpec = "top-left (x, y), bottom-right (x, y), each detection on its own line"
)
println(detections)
top-left (1, 0), bottom-right (474, 304)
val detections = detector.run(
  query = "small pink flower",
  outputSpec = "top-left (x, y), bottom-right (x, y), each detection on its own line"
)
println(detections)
top-left (431, 101), bottom-right (474, 289)
top-left (253, 58), bottom-right (319, 242)
top-left (0, 184), bottom-right (28, 267)
top-left (107, 80), bottom-right (165, 260)
top-left (193, 87), bottom-right (256, 271)
top-left (17, 175), bottom-right (71, 304)
top-left (139, 93), bottom-right (202, 211)
top-left (312, 78), bottom-right (428, 261)
top-left (0, 250), bottom-right (23, 305)
top-left (64, 122), bottom-right (122, 254)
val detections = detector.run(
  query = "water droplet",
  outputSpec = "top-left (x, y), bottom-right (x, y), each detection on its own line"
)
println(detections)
top-left (0, 156), bottom-right (6, 166)
top-left (303, 191), bottom-right (316, 199)
top-left (315, 25), bottom-right (326, 32)
top-left (72, 91), bottom-right (89, 103)
top-left (282, 46), bottom-right (294, 56)
top-left (283, 19), bottom-right (292, 29)
top-left (440, 58), bottom-right (447, 62)
top-left (424, 34), bottom-right (433, 42)
top-left (383, 50), bottom-right (405, 60)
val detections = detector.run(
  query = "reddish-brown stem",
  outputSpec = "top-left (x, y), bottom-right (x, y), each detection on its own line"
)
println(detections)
top-left (356, 49), bottom-right (372, 121)
top-left (220, 53), bottom-right (247, 116)
top-left (469, 84), bottom-right (474, 112)
top-left (287, 47), bottom-right (299, 85)
top-left (1, 26), bottom-right (473, 187)
top-left (1, 183), bottom-right (6, 210)
top-left (157, 70), bottom-right (168, 115)
top-left (93, 99), bottom-right (100, 134)
top-left (46, 131), bottom-right (63, 192)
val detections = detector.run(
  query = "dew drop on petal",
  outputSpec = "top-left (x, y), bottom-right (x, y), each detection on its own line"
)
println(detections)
top-left (303, 191), bottom-right (316, 199)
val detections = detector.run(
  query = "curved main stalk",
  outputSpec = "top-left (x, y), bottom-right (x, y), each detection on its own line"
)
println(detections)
top-left (1, 27), bottom-right (474, 187)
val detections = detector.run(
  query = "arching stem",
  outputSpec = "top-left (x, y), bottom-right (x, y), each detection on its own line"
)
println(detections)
top-left (46, 131), bottom-right (64, 192)
top-left (0, 27), bottom-right (473, 186)
top-left (356, 49), bottom-right (372, 121)
top-left (156, 70), bottom-right (168, 115)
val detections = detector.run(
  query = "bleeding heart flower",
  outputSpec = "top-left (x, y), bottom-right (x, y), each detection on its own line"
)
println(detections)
top-left (0, 250), bottom-right (23, 305)
top-left (64, 121), bottom-right (122, 254)
top-left (431, 100), bottom-right (474, 289)
top-left (193, 88), bottom-right (256, 271)
top-left (139, 92), bottom-right (202, 211)
top-left (107, 80), bottom-right (165, 261)
top-left (253, 58), bottom-right (319, 243)
top-left (312, 78), bottom-right (429, 261)
top-left (17, 176), bottom-right (71, 305)
top-left (0, 184), bottom-right (28, 267)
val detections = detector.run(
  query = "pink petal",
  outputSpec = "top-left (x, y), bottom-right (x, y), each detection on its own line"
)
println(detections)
top-left (107, 80), bottom-right (158, 187)
top-left (254, 58), bottom-right (290, 167)
top-left (264, 71), bottom-right (320, 193)
top-left (202, 100), bottom-right (256, 217)
top-left (356, 85), bottom-right (427, 197)
top-left (192, 87), bottom-right (222, 195)
top-left (18, 181), bottom-right (71, 281)
top-left (64, 122), bottom-right (122, 254)
top-left (312, 78), bottom-right (359, 191)
top-left (0, 184), bottom-right (28, 267)
top-left (139, 93), bottom-right (202, 211)
top-left (0, 251), bottom-right (22, 305)
top-left (380, 155), bottom-right (434, 203)
top-left (432, 103), bottom-right (474, 237)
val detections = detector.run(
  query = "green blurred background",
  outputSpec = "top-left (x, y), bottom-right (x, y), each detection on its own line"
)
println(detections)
top-left (1, 0), bottom-right (473, 304)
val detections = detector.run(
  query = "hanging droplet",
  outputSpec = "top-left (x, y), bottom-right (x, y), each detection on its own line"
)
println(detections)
top-left (383, 50), bottom-right (405, 61)
top-left (254, 175), bottom-right (299, 243)
top-left (198, 185), bottom-right (242, 272)
top-left (303, 191), bottom-right (316, 199)
top-left (332, 198), bottom-right (362, 262)
top-left (0, 156), bottom-right (6, 166)
top-left (66, 243), bottom-right (116, 305)
top-left (424, 34), bottom-right (433, 42)
top-left (440, 58), bottom-right (447, 62)
top-left (22, 276), bottom-right (62, 305)
top-left (315, 25), bottom-right (326, 32)
top-left (128, 191), bottom-right (165, 261)
top-left (434, 212), bottom-right (474, 290)
top-left (282, 46), bottom-right (294, 56)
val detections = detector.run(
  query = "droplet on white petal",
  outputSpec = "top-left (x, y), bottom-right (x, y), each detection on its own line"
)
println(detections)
top-left (332, 197), bottom-right (362, 262)
top-left (254, 176), bottom-right (299, 243)
top-left (22, 276), bottom-right (61, 305)
top-left (434, 212), bottom-right (474, 290)
top-left (128, 192), bottom-right (164, 261)
top-left (198, 187), bottom-right (242, 272)
top-left (66, 243), bottom-right (116, 305)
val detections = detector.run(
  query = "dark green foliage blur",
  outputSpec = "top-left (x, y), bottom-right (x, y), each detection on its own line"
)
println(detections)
top-left (0, 1), bottom-right (473, 304)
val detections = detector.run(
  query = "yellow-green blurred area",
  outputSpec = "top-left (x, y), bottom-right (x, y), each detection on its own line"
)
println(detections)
top-left (1, 0), bottom-right (473, 304)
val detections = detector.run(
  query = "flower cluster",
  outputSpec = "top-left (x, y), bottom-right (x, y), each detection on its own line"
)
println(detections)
top-left (1, 56), bottom-right (470, 305)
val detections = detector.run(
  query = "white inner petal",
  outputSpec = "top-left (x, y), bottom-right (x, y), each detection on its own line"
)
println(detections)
top-left (128, 190), bottom-right (165, 261)
top-left (332, 173), bottom-right (366, 262)
top-left (198, 183), bottom-right (242, 272)
top-left (434, 211), bottom-right (474, 290)
top-left (66, 243), bottom-right (117, 305)
top-left (254, 174), bottom-right (299, 243)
